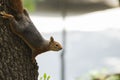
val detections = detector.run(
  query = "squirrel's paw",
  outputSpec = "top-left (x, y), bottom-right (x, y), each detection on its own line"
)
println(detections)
top-left (0, 11), bottom-right (14, 20)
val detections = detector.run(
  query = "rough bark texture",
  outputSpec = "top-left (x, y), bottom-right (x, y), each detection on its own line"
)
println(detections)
top-left (0, 0), bottom-right (38, 80)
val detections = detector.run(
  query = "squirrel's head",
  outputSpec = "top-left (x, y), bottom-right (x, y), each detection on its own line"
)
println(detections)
top-left (49, 36), bottom-right (62, 51)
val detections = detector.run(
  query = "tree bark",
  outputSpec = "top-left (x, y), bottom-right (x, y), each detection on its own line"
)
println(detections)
top-left (0, 0), bottom-right (38, 80)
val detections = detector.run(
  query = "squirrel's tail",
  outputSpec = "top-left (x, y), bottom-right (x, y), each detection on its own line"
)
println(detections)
top-left (7, 0), bottom-right (23, 14)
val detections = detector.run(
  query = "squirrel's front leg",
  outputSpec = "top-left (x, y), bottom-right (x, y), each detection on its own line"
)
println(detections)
top-left (32, 51), bottom-right (38, 63)
top-left (0, 11), bottom-right (22, 34)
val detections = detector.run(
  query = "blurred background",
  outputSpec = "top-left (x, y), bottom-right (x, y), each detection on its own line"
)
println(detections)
top-left (23, 0), bottom-right (120, 80)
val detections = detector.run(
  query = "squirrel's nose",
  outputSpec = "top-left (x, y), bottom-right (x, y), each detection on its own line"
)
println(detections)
top-left (60, 47), bottom-right (62, 50)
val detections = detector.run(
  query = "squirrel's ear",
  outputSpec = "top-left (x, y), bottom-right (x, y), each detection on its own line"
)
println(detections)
top-left (23, 9), bottom-right (29, 17)
top-left (50, 36), bottom-right (54, 42)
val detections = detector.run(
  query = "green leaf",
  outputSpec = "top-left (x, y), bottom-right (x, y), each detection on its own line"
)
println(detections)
top-left (44, 73), bottom-right (47, 80)
top-left (40, 77), bottom-right (43, 80)
top-left (47, 76), bottom-right (51, 80)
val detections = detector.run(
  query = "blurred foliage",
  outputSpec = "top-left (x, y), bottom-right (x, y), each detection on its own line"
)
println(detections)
top-left (36, 0), bottom-right (45, 2)
top-left (91, 74), bottom-right (120, 80)
top-left (90, 70), bottom-right (120, 80)
top-left (23, 0), bottom-right (36, 12)
top-left (40, 73), bottom-right (51, 80)
top-left (106, 75), bottom-right (120, 80)
top-left (90, 69), bottom-right (107, 80)
top-left (75, 69), bottom-right (120, 80)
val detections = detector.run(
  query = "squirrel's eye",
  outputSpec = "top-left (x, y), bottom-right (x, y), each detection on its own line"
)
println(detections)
top-left (56, 44), bottom-right (58, 46)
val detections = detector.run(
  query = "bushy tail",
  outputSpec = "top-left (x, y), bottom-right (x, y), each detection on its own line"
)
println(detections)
top-left (7, 0), bottom-right (23, 14)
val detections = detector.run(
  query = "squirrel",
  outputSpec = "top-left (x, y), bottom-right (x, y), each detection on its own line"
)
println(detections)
top-left (0, 0), bottom-right (62, 62)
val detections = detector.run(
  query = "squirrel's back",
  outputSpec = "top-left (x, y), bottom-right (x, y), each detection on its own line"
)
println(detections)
top-left (21, 22), bottom-right (46, 49)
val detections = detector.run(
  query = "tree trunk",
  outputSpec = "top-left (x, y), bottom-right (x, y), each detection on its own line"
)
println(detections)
top-left (0, 0), bottom-right (38, 80)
